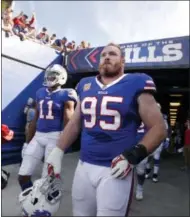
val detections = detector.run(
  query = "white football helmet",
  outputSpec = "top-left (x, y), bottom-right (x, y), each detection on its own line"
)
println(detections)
top-left (43, 64), bottom-right (68, 87)
top-left (19, 176), bottom-right (63, 216)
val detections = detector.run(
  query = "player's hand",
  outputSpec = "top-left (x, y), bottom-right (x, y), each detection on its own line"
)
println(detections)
top-left (111, 154), bottom-right (132, 179)
top-left (46, 147), bottom-right (64, 178)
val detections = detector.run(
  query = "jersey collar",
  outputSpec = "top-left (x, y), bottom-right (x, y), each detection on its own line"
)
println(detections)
top-left (95, 74), bottom-right (127, 90)
top-left (46, 87), bottom-right (61, 94)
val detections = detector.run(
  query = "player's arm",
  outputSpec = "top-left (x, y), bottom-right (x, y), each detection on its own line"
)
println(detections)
top-left (111, 74), bottom-right (167, 179)
top-left (111, 93), bottom-right (167, 179)
top-left (46, 101), bottom-right (82, 175)
top-left (63, 100), bottom-right (75, 127)
top-left (25, 106), bottom-right (39, 144)
top-left (58, 101), bottom-right (81, 149)
top-left (121, 95), bottom-right (167, 167)
top-left (137, 93), bottom-right (167, 153)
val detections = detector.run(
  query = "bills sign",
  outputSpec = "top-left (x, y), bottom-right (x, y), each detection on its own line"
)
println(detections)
top-left (67, 36), bottom-right (189, 73)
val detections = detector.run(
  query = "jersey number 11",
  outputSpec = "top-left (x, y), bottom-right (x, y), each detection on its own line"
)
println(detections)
top-left (39, 100), bottom-right (54, 119)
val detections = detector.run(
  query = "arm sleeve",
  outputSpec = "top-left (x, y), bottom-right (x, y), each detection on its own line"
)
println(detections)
top-left (65, 89), bottom-right (78, 102)
top-left (136, 73), bottom-right (157, 96)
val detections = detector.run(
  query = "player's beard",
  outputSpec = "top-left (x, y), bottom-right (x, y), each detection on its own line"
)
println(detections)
top-left (99, 62), bottom-right (123, 78)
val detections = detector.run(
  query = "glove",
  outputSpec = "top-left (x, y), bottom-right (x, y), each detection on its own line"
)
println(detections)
top-left (46, 147), bottom-right (64, 178)
top-left (21, 143), bottom-right (28, 158)
top-left (111, 155), bottom-right (132, 179)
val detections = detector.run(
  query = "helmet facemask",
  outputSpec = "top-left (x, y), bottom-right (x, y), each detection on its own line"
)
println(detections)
top-left (19, 176), bottom-right (64, 216)
top-left (44, 71), bottom-right (60, 88)
top-left (41, 176), bottom-right (63, 205)
top-left (43, 64), bottom-right (68, 88)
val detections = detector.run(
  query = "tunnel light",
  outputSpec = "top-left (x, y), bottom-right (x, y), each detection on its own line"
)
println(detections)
top-left (170, 94), bottom-right (182, 97)
top-left (170, 116), bottom-right (176, 119)
top-left (170, 109), bottom-right (178, 112)
top-left (170, 112), bottom-right (177, 115)
top-left (170, 102), bottom-right (181, 107)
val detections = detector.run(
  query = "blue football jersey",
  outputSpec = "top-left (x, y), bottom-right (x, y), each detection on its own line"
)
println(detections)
top-left (76, 73), bottom-right (156, 167)
top-left (36, 87), bottom-right (77, 133)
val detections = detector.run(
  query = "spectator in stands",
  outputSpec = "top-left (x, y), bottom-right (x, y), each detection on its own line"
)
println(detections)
top-left (24, 25), bottom-right (36, 39)
top-left (1, 124), bottom-right (14, 190)
top-left (87, 42), bottom-right (91, 48)
top-left (76, 45), bottom-right (81, 50)
top-left (2, 5), bottom-right (14, 37)
top-left (80, 40), bottom-right (87, 49)
top-left (66, 42), bottom-right (74, 52)
top-left (71, 40), bottom-right (76, 50)
top-left (49, 33), bottom-right (56, 45)
top-left (36, 27), bottom-right (49, 44)
top-left (24, 12), bottom-right (36, 40)
top-left (13, 12), bottom-right (35, 41)
top-left (52, 36), bottom-right (67, 52)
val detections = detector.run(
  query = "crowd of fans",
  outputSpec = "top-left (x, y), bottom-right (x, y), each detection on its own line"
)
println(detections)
top-left (2, 6), bottom-right (91, 53)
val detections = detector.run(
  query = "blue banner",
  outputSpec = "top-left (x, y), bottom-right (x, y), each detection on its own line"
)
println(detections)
top-left (67, 36), bottom-right (189, 73)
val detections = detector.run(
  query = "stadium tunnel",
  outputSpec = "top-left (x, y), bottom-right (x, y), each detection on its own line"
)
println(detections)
top-left (2, 35), bottom-right (189, 165)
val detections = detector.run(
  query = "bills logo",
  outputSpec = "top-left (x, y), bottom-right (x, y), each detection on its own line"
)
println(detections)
top-left (83, 83), bottom-right (91, 91)
top-left (121, 41), bottom-right (183, 63)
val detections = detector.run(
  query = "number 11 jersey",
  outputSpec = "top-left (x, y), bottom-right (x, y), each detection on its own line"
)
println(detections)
top-left (36, 87), bottom-right (77, 133)
top-left (76, 73), bottom-right (156, 167)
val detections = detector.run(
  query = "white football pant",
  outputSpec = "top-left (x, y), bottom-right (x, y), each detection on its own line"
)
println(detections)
top-left (136, 157), bottom-right (148, 176)
top-left (18, 131), bottom-right (60, 177)
top-left (72, 160), bottom-right (134, 216)
top-left (137, 143), bottom-right (163, 176)
top-left (151, 142), bottom-right (164, 159)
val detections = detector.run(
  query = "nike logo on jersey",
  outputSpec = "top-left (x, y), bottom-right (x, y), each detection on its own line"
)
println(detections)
top-left (98, 91), bottom-right (108, 95)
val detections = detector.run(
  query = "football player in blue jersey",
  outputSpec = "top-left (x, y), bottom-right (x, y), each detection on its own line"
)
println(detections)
top-left (46, 43), bottom-right (167, 216)
top-left (135, 104), bottom-right (169, 200)
top-left (135, 122), bottom-right (148, 201)
top-left (18, 64), bottom-right (77, 192)
top-left (145, 106), bottom-right (169, 182)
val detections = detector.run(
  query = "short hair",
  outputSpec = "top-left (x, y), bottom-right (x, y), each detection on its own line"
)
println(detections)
top-left (42, 27), bottom-right (47, 32)
top-left (105, 42), bottom-right (125, 58)
top-left (23, 14), bottom-right (28, 19)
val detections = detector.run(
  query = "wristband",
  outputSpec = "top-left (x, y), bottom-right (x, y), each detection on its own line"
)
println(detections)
top-left (122, 144), bottom-right (148, 165)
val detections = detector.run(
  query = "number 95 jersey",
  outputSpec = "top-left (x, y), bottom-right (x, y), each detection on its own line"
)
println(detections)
top-left (36, 87), bottom-right (77, 133)
top-left (76, 73), bottom-right (156, 167)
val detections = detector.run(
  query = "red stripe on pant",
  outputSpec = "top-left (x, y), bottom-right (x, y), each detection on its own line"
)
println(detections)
top-left (125, 169), bottom-right (134, 217)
